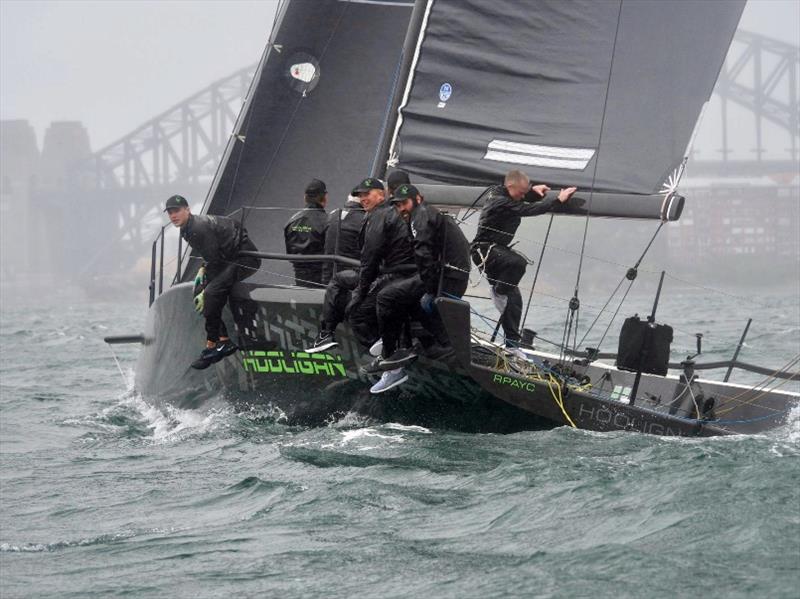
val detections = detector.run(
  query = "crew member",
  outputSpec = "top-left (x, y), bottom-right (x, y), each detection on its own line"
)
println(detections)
top-left (164, 194), bottom-right (260, 369)
top-left (389, 183), bottom-right (471, 355)
top-left (284, 178), bottom-right (329, 287)
top-left (471, 170), bottom-right (576, 347)
top-left (321, 189), bottom-right (365, 285)
top-left (347, 178), bottom-right (417, 393)
top-left (305, 171), bottom-right (409, 354)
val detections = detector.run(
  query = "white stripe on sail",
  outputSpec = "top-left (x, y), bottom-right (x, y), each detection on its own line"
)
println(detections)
top-left (483, 139), bottom-right (595, 170)
top-left (483, 150), bottom-right (590, 170)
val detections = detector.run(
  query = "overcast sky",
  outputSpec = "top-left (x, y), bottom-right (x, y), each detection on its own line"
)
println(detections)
top-left (1, 0), bottom-right (278, 149)
top-left (1, 0), bottom-right (798, 153)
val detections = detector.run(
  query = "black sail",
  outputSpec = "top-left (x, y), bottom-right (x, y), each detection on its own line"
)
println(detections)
top-left (386, 0), bottom-right (745, 219)
top-left (201, 0), bottom-right (413, 257)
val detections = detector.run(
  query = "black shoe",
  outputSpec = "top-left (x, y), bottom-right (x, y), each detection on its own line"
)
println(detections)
top-left (190, 342), bottom-right (237, 370)
top-left (360, 357), bottom-right (383, 375)
top-left (377, 347), bottom-right (418, 371)
top-left (305, 331), bottom-right (338, 354)
top-left (217, 340), bottom-right (239, 357)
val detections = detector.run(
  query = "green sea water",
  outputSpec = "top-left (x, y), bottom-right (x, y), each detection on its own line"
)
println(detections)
top-left (1, 294), bottom-right (798, 598)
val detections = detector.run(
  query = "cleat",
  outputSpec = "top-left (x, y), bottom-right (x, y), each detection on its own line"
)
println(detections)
top-left (306, 331), bottom-right (338, 354)
top-left (370, 368), bottom-right (408, 394)
top-left (377, 347), bottom-right (418, 370)
top-left (369, 339), bottom-right (383, 357)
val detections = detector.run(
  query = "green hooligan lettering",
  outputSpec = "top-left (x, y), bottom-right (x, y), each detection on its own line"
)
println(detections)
top-left (241, 350), bottom-right (346, 377)
top-left (313, 361), bottom-right (332, 375)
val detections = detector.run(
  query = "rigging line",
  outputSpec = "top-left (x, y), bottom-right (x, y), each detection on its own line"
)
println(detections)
top-left (572, 0), bottom-right (624, 301)
top-left (592, 278), bottom-right (636, 352)
top-left (577, 274), bottom-right (627, 349)
top-left (519, 213), bottom-right (554, 337)
top-left (576, 220), bottom-right (664, 349)
top-left (458, 186), bottom-right (494, 224)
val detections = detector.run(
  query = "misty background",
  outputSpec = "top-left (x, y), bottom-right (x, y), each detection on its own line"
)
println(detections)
top-left (1, 0), bottom-right (798, 306)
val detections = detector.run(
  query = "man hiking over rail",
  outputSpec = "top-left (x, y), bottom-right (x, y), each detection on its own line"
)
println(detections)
top-left (164, 194), bottom-right (260, 370)
top-left (471, 170), bottom-right (576, 348)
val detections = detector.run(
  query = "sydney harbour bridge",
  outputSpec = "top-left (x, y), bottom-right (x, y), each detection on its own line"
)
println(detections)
top-left (1, 30), bottom-right (797, 286)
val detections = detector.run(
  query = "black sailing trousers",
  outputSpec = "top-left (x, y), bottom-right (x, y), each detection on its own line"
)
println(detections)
top-left (320, 269), bottom-right (359, 335)
top-left (471, 244), bottom-right (527, 344)
top-left (203, 258), bottom-right (259, 343)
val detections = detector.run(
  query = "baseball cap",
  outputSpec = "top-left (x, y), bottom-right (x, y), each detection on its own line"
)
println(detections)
top-left (352, 177), bottom-right (385, 193)
top-left (305, 178), bottom-right (327, 196)
top-left (386, 170), bottom-right (410, 190)
top-left (390, 183), bottom-right (420, 203)
top-left (164, 195), bottom-right (189, 211)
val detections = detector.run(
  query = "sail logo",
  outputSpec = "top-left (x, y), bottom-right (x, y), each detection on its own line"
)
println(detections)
top-left (484, 140), bottom-right (595, 170)
top-left (438, 82), bottom-right (452, 108)
top-left (290, 62), bottom-right (316, 83)
top-left (241, 350), bottom-right (346, 377)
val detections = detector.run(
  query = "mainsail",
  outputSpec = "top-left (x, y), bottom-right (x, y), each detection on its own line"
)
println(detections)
top-left (384, 0), bottom-right (745, 219)
top-left (200, 0), bottom-right (414, 259)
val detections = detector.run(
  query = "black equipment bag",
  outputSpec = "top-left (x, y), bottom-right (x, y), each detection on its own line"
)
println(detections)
top-left (616, 315), bottom-right (673, 376)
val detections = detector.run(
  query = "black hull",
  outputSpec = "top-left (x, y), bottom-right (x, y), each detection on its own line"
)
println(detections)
top-left (133, 285), bottom-right (796, 436)
top-left (134, 283), bottom-right (550, 432)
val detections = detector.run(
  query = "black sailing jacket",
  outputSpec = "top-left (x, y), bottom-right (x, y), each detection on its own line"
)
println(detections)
top-left (471, 185), bottom-right (558, 247)
top-left (409, 203), bottom-right (471, 294)
top-left (357, 202), bottom-right (416, 295)
top-left (322, 198), bottom-right (365, 284)
top-left (283, 200), bottom-right (328, 256)
top-left (181, 213), bottom-right (257, 270)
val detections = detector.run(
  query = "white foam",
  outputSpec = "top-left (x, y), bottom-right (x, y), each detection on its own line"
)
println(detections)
top-left (383, 423), bottom-right (432, 434)
top-left (340, 428), bottom-right (406, 444)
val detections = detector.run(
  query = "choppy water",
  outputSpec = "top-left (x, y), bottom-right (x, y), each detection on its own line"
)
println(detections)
top-left (1, 292), bottom-right (799, 598)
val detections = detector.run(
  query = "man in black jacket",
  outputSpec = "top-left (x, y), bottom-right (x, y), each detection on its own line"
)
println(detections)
top-left (471, 170), bottom-right (576, 347)
top-left (320, 190), bottom-right (365, 285)
top-left (389, 184), bottom-right (471, 353)
top-left (347, 178), bottom-right (417, 351)
top-left (165, 194), bottom-right (260, 369)
top-left (284, 179), bottom-right (329, 287)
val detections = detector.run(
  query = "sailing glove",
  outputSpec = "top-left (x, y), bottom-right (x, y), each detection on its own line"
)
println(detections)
top-left (193, 266), bottom-right (206, 295)
top-left (420, 293), bottom-right (435, 315)
top-left (193, 290), bottom-right (205, 314)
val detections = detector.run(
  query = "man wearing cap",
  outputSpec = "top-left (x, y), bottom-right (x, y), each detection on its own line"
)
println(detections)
top-left (346, 176), bottom-right (418, 393)
top-left (164, 195), bottom-right (260, 369)
top-left (471, 170), bottom-right (577, 348)
top-left (389, 184), bottom-right (471, 353)
top-left (305, 172), bottom-right (408, 354)
top-left (284, 179), bottom-right (329, 287)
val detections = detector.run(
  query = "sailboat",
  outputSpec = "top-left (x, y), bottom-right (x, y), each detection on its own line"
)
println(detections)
top-left (108, 0), bottom-right (798, 436)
